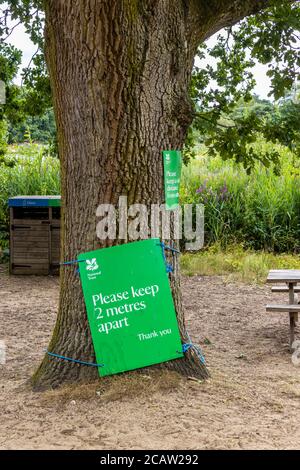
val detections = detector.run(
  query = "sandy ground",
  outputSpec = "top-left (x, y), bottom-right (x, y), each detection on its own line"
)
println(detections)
top-left (0, 264), bottom-right (300, 450)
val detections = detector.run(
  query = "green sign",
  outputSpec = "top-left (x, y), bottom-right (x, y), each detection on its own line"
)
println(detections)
top-left (78, 239), bottom-right (183, 377)
top-left (163, 150), bottom-right (182, 210)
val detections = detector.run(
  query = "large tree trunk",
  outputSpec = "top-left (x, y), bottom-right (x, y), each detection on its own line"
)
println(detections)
top-left (32, 0), bottom-right (269, 390)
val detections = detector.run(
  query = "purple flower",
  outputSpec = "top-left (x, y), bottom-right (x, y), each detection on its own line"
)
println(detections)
top-left (220, 183), bottom-right (228, 194)
top-left (196, 179), bottom-right (208, 194)
top-left (196, 186), bottom-right (205, 194)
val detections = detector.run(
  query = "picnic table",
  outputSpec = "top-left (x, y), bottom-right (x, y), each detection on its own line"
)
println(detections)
top-left (266, 270), bottom-right (300, 349)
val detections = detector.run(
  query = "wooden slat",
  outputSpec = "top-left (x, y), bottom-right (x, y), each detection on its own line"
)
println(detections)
top-left (12, 219), bottom-right (50, 226)
top-left (272, 286), bottom-right (300, 293)
top-left (12, 257), bottom-right (49, 265)
top-left (14, 232), bottom-right (49, 237)
top-left (13, 249), bottom-right (49, 256)
top-left (267, 269), bottom-right (300, 283)
top-left (268, 269), bottom-right (300, 274)
top-left (14, 241), bottom-right (49, 249)
top-left (13, 233), bottom-right (49, 240)
top-left (268, 270), bottom-right (300, 274)
top-left (12, 266), bottom-right (50, 275)
top-left (266, 304), bottom-right (300, 312)
top-left (13, 226), bottom-right (49, 232)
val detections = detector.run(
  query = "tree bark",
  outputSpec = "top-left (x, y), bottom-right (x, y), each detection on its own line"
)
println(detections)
top-left (32, 0), bottom-right (270, 390)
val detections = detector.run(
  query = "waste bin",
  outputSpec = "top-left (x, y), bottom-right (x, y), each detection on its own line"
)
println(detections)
top-left (9, 196), bottom-right (61, 275)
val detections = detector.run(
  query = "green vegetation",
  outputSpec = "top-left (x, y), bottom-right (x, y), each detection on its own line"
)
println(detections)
top-left (0, 144), bottom-right (60, 249)
top-left (181, 244), bottom-right (300, 284)
top-left (1, 135), bottom-right (300, 260)
top-left (192, 94), bottom-right (300, 172)
top-left (181, 139), bottom-right (300, 253)
top-left (1, 1), bottom-right (300, 170)
top-left (8, 108), bottom-right (56, 145)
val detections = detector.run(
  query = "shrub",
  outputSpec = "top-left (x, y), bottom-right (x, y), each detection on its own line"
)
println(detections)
top-left (0, 144), bottom-right (60, 248)
top-left (180, 141), bottom-right (300, 253)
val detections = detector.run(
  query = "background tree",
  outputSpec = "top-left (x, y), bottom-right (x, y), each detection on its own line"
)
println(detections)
top-left (1, 0), bottom-right (299, 389)
top-left (0, 41), bottom-right (22, 162)
top-left (189, 0), bottom-right (300, 170)
top-left (0, 1), bottom-right (52, 161)
top-left (7, 108), bottom-right (56, 145)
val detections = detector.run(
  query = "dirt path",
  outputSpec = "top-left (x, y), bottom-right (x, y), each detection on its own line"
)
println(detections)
top-left (0, 266), bottom-right (299, 450)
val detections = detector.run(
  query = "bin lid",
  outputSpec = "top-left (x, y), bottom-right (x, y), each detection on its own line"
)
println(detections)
top-left (8, 196), bottom-right (61, 208)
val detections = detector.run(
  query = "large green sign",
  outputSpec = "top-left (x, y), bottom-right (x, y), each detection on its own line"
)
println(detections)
top-left (163, 150), bottom-right (182, 210)
top-left (78, 239), bottom-right (183, 377)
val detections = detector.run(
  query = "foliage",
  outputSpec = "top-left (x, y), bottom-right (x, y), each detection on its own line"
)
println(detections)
top-left (188, 0), bottom-right (300, 169)
top-left (0, 0), bottom-right (48, 116)
top-left (181, 141), bottom-right (300, 253)
top-left (180, 243), bottom-right (300, 284)
top-left (189, 94), bottom-right (300, 173)
top-left (8, 108), bottom-right (56, 144)
top-left (0, 143), bottom-right (60, 248)
top-left (0, 118), bottom-right (7, 158)
top-left (1, 0), bottom-right (300, 168)
top-left (0, 1), bottom-right (51, 159)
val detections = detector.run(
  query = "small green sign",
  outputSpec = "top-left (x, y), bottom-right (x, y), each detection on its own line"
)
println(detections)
top-left (163, 150), bottom-right (182, 210)
top-left (78, 239), bottom-right (183, 377)
top-left (48, 197), bottom-right (61, 207)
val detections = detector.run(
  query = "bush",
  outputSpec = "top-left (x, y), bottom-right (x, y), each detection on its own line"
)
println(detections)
top-left (181, 243), bottom-right (300, 284)
top-left (180, 141), bottom-right (300, 253)
top-left (0, 144), bottom-right (60, 248)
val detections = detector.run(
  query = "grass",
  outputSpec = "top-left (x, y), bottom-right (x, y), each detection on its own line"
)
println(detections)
top-left (180, 140), bottom-right (300, 253)
top-left (1, 139), bottom-right (300, 270)
top-left (180, 244), bottom-right (300, 284)
top-left (40, 370), bottom-right (183, 406)
top-left (0, 143), bottom-right (60, 249)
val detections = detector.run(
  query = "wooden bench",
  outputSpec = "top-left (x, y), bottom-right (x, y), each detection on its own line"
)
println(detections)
top-left (266, 304), bottom-right (300, 313)
top-left (266, 270), bottom-right (300, 349)
top-left (271, 286), bottom-right (300, 293)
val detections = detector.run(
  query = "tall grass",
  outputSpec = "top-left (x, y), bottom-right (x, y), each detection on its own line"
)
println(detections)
top-left (1, 141), bottom-right (300, 256)
top-left (0, 144), bottom-right (60, 248)
top-left (181, 244), bottom-right (300, 284)
top-left (180, 141), bottom-right (300, 253)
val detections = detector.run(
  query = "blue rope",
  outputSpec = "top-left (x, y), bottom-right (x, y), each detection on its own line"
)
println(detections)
top-left (60, 259), bottom-right (88, 266)
top-left (157, 242), bottom-right (180, 254)
top-left (182, 343), bottom-right (193, 354)
top-left (177, 333), bottom-right (206, 366)
top-left (46, 350), bottom-right (104, 368)
top-left (160, 241), bottom-right (174, 273)
top-left (164, 244), bottom-right (181, 254)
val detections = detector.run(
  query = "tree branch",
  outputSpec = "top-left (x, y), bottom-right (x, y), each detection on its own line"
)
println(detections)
top-left (21, 47), bottom-right (39, 86)
top-left (190, 0), bottom-right (300, 43)
top-left (196, 112), bottom-right (236, 129)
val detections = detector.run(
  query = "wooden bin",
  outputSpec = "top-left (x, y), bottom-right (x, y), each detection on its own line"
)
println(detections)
top-left (9, 196), bottom-right (61, 275)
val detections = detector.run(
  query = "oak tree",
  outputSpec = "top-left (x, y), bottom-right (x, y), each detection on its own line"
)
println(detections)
top-left (1, 0), bottom-right (299, 388)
